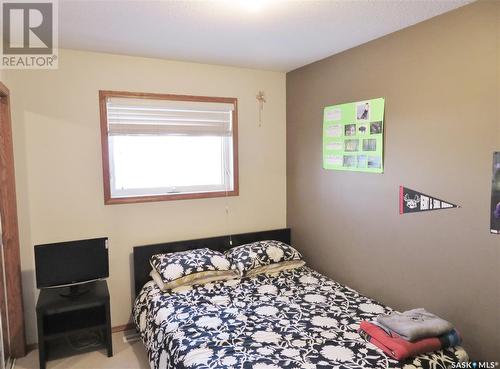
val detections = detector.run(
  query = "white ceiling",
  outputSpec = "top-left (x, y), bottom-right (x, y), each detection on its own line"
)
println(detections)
top-left (59, 0), bottom-right (473, 72)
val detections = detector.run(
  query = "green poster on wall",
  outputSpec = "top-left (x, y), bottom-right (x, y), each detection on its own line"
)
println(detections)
top-left (323, 98), bottom-right (385, 173)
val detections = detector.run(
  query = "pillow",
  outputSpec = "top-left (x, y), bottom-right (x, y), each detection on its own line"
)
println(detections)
top-left (149, 269), bottom-right (166, 290)
top-left (246, 260), bottom-right (306, 277)
top-left (150, 248), bottom-right (238, 290)
top-left (225, 240), bottom-right (303, 276)
top-left (150, 268), bottom-right (238, 291)
top-left (168, 270), bottom-right (238, 290)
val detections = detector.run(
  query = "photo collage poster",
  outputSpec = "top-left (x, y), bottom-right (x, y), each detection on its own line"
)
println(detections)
top-left (323, 98), bottom-right (385, 173)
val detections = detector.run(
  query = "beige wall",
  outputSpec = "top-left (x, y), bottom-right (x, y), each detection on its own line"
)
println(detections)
top-left (287, 1), bottom-right (499, 360)
top-left (4, 49), bottom-right (286, 344)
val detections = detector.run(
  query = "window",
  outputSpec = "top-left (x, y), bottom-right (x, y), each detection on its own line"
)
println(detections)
top-left (99, 91), bottom-right (238, 204)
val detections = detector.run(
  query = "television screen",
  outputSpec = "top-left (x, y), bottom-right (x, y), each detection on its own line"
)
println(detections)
top-left (34, 237), bottom-right (109, 288)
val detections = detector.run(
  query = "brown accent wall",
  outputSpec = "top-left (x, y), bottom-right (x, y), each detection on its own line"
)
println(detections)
top-left (287, 1), bottom-right (499, 360)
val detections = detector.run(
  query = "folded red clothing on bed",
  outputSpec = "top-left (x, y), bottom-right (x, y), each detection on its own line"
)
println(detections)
top-left (358, 321), bottom-right (461, 361)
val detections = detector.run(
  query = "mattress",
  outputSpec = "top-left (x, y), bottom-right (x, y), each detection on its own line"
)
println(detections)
top-left (133, 266), bottom-right (468, 369)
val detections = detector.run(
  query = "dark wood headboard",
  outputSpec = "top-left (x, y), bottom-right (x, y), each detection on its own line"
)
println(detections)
top-left (133, 228), bottom-right (291, 296)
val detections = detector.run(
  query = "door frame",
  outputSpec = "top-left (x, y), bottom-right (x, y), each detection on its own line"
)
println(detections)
top-left (0, 81), bottom-right (26, 357)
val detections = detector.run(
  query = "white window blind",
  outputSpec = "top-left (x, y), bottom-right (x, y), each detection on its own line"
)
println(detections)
top-left (106, 97), bottom-right (234, 137)
top-left (104, 96), bottom-right (236, 200)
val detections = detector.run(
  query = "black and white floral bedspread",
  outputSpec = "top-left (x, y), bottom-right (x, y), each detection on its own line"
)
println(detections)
top-left (133, 266), bottom-right (468, 369)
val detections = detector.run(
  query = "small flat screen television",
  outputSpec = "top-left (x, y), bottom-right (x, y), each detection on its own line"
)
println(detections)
top-left (35, 237), bottom-right (108, 297)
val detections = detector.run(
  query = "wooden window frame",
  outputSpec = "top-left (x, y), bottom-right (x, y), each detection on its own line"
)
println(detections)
top-left (99, 90), bottom-right (239, 205)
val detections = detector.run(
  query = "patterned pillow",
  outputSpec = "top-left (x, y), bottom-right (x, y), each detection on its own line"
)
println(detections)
top-left (167, 270), bottom-right (238, 291)
top-left (245, 259), bottom-right (306, 277)
top-left (149, 269), bottom-right (166, 290)
top-left (225, 240), bottom-right (303, 276)
top-left (150, 248), bottom-right (235, 285)
top-left (150, 268), bottom-right (238, 291)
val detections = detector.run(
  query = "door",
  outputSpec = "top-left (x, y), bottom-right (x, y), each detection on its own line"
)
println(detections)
top-left (0, 219), bottom-right (7, 366)
top-left (0, 81), bottom-right (26, 358)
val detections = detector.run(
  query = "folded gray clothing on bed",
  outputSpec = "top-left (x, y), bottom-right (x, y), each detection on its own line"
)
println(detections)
top-left (376, 308), bottom-right (454, 341)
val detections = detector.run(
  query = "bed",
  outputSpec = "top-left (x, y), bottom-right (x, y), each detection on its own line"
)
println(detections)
top-left (132, 229), bottom-right (468, 369)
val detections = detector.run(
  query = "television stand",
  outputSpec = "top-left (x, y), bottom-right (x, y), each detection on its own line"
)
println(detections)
top-left (36, 280), bottom-right (113, 369)
top-left (59, 284), bottom-right (91, 298)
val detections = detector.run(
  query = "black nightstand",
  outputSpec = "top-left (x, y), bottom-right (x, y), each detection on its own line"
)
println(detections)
top-left (36, 280), bottom-right (113, 369)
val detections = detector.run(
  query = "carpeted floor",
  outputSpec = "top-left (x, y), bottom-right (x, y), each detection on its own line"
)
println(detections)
top-left (15, 331), bottom-right (149, 369)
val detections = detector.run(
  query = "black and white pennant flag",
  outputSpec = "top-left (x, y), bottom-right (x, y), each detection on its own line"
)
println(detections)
top-left (399, 186), bottom-right (459, 214)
